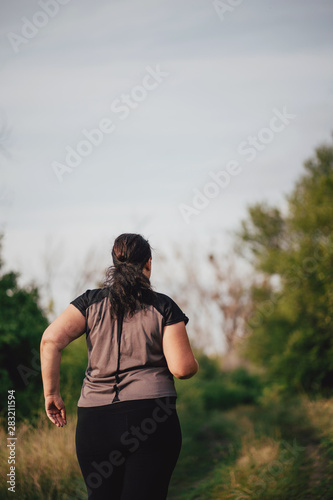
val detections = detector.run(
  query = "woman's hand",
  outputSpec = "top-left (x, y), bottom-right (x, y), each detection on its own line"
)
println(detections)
top-left (45, 394), bottom-right (67, 427)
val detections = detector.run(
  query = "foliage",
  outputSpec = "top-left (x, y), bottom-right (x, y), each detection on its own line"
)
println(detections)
top-left (0, 236), bottom-right (49, 421)
top-left (59, 334), bottom-right (88, 414)
top-left (176, 353), bottom-right (263, 414)
top-left (237, 138), bottom-right (333, 394)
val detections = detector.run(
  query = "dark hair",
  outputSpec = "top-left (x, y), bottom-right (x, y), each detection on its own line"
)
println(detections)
top-left (104, 233), bottom-right (153, 319)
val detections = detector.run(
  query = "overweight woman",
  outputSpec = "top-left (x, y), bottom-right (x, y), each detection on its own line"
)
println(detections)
top-left (40, 233), bottom-right (198, 500)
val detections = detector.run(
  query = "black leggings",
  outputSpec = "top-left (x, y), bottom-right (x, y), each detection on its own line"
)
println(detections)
top-left (75, 397), bottom-right (182, 500)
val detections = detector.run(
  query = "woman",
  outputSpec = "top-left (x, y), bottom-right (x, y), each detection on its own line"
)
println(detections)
top-left (40, 233), bottom-right (198, 500)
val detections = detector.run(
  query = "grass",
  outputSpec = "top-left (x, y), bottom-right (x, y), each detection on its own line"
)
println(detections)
top-left (0, 413), bottom-right (86, 499)
top-left (1, 393), bottom-right (333, 499)
top-left (168, 393), bottom-right (333, 500)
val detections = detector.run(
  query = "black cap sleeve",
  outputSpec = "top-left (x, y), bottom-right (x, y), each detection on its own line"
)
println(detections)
top-left (70, 288), bottom-right (109, 317)
top-left (70, 290), bottom-right (91, 317)
top-left (153, 293), bottom-right (189, 326)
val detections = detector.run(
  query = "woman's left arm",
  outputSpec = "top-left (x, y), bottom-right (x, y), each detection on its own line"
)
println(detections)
top-left (40, 305), bottom-right (86, 427)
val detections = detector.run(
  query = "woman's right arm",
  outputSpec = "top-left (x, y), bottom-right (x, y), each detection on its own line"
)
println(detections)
top-left (40, 305), bottom-right (86, 426)
top-left (162, 322), bottom-right (199, 379)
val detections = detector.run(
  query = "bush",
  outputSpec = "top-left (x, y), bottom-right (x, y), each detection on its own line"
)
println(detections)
top-left (177, 353), bottom-right (263, 412)
top-left (0, 244), bottom-right (49, 422)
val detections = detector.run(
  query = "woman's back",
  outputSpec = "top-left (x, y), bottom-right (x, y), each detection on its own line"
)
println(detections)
top-left (71, 287), bottom-right (189, 407)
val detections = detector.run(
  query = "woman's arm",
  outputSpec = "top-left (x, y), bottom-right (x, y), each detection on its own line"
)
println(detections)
top-left (162, 322), bottom-right (199, 379)
top-left (40, 305), bottom-right (86, 427)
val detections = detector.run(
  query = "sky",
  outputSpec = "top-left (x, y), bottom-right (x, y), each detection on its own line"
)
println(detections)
top-left (1, 0), bottom-right (333, 318)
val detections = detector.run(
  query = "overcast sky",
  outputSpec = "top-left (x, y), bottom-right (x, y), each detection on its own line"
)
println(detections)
top-left (1, 0), bottom-right (333, 315)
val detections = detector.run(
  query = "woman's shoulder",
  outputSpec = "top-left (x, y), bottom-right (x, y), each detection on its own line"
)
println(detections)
top-left (149, 291), bottom-right (189, 326)
top-left (149, 290), bottom-right (177, 308)
top-left (70, 288), bottom-right (109, 314)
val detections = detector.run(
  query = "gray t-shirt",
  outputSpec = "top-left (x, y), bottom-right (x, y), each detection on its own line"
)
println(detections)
top-left (71, 288), bottom-right (189, 407)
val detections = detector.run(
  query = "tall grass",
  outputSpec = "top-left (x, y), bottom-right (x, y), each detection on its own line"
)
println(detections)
top-left (0, 414), bottom-right (85, 499)
top-left (169, 394), bottom-right (333, 500)
top-left (168, 401), bottom-right (307, 500)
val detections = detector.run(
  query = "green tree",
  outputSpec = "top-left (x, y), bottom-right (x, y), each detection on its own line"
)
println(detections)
top-left (237, 138), bottom-right (333, 394)
top-left (0, 235), bottom-right (49, 420)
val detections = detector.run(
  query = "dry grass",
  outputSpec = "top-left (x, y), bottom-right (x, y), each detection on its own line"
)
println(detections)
top-left (304, 397), bottom-right (333, 439)
top-left (0, 414), bottom-right (84, 499)
top-left (202, 397), bottom-right (333, 500)
top-left (214, 412), bottom-right (299, 500)
top-left (300, 397), bottom-right (333, 494)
